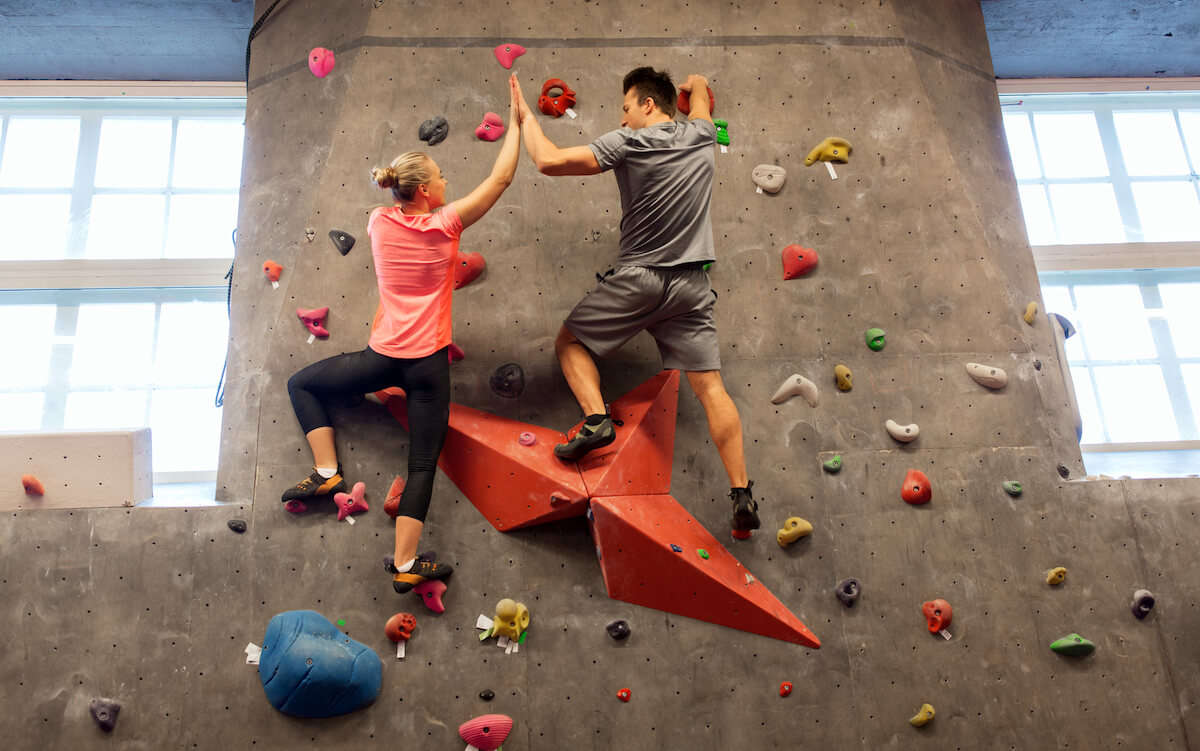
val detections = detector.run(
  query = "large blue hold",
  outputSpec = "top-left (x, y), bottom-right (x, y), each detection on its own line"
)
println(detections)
top-left (258, 610), bottom-right (383, 718)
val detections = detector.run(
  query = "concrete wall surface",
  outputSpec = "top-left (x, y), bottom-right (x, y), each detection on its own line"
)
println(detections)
top-left (4, 1), bottom-right (1199, 749)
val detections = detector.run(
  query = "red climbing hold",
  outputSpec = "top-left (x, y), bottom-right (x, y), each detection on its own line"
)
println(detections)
top-left (384, 612), bottom-right (417, 642)
top-left (475, 112), bottom-right (505, 141)
top-left (284, 499), bottom-right (307, 514)
top-left (453, 251), bottom-right (485, 289)
top-left (589, 493), bottom-right (820, 647)
top-left (384, 475), bottom-right (405, 520)
top-left (779, 681), bottom-right (793, 697)
top-left (616, 688), bottom-right (632, 702)
top-left (677, 85), bottom-right (715, 115)
top-left (308, 47), bottom-right (335, 78)
top-left (901, 469), bottom-right (932, 505)
top-left (538, 78), bottom-right (577, 118)
top-left (413, 578), bottom-right (447, 613)
top-left (459, 713), bottom-right (513, 751)
top-left (333, 481), bottom-right (368, 521)
top-left (493, 43), bottom-right (526, 69)
top-left (21, 474), bottom-right (44, 496)
top-left (922, 598), bottom-right (953, 633)
top-left (297, 307), bottom-right (330, 338)
top-left (263, 260), bottom-right (282, 282)
top-left (781, 245), bottom-right (818, 280)
top-left (575, 370), bottom-right (679, 499)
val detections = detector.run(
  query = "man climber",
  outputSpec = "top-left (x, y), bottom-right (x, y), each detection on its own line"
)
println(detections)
top-left (513, 67), bottom-right (760, 537)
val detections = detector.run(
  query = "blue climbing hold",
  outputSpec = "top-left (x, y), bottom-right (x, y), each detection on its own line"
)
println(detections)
top-left (670, 544), bottom-right (683, 553)
top-left (258, 610), bottom-right (382, 718)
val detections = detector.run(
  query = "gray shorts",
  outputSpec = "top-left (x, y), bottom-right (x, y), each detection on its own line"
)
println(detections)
top-left (563, 264), bottom-right (721, 371)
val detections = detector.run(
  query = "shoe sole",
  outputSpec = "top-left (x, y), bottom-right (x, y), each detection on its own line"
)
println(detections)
top-left (554, 430), bottom-right (616, 461)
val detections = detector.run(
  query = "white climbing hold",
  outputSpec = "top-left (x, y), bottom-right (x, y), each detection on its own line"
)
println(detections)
top-left (966, 362), bottom-right (1008, 389)
top-left (771, 373), bottom-right (819, 407)
top-left (885, 419), bottom-right (919, 442)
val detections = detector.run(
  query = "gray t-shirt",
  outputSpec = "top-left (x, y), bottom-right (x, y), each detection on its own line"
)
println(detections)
top-left (588, 119), bottom-right (717, 268)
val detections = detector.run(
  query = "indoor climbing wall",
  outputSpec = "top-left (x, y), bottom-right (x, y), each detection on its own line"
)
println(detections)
top-left (5, 0), bottom-right (1200, 749)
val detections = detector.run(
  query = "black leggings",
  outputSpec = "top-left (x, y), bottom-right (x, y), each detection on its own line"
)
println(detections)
top-left (287, 346), bottom-right (450, 523)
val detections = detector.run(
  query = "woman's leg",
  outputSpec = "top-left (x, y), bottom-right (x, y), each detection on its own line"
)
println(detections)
top-left (390, 348), bottom-right (451, 565)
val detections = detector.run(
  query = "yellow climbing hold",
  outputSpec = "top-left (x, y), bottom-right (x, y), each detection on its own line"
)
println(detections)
top-left (910, 703), bottom-right (935, 727)
top-left (489, 598), bottom-right (531, 641)
top-left (1046, 566), bottom-right (1067, 586)
top-left (1024, 301), bottom-right (1038, 325)
top-left (804, 137), bottom-right (853, 165)
top-left (834, 364), bottom-right (853, 391)
top-left (776, 516), bottom-right (813, 547)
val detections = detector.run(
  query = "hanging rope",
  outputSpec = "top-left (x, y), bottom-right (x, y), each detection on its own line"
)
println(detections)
top-left (216, 229), bottom-right (236, 408)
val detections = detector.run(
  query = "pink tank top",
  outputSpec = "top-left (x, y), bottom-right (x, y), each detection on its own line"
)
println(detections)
top-left (367, 203), bottom-right (463, 358)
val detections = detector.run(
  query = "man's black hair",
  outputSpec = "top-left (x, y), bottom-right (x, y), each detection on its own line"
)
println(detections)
top-left (622, 67), bottom-right (676, 117)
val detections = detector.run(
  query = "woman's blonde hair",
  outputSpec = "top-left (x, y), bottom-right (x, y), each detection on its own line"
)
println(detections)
top-left (370, 151), bottom-right (434, 203)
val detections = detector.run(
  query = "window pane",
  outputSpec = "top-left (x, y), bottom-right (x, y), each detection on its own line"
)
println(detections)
top-left (1032, 113), bottom-right (1109, 178)
top-left (1017, 184), bottom-right (1056, 244)
top-left (1180, 111), bottom-right (1200, 171)
top-left (70, 303), bottom-right (156, 387)
top-left (1047, 183), bottom-right (1125, 244)
top-left (84, 194), bottom-right (165, 259)
top-left (94, 118), bottom-right (172, 188)
top-left (0, 194), bottom-right (72, 260)
top-left (63, 389), bottom-right (147, 429)
top-left (165, 194), bottom-right (238, 259)
top-left (1003, 113), bottom-right (1042, 179)
top-left (173, 119), bottom-right (244, 189)
top-left (1073, 285), bottom-right (1156, 361)
top-left (0, 117), bottom-right (81, 187)
top-left (1130, 182), bottom-right (1200, 242)
top-left (1113, 111), bottom-right (1191, 176)
top-left (155, 302), bottom-right (229, 386)
top-left (150, 388), bottom-right (221, 472)
top-left (1040, 285), bottom-right (1074, 315)
top-left (1071, 367), bottom-right (1105, 444)
top-left (1092, 365), bottom-right (1178, 442)
top-left (1183, 364), bottom-right (1200, 441)
top-left (2, 304), bottom-right (57, 388)
top-left (0, 393), bottom-right (45, 432)
top-left (1160, 283), bottom-right (1200, 359)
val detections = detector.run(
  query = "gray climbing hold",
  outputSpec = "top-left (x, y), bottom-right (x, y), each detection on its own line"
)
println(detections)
top-left (751, 164), bottom-right (786, 193)
top-left (966, 362), bottom-right (1008, 389)
top-left (489, 363), bottom-right (525, 399)
top-left (419, 116), bottom-right (449, 146)
top-left (329, 230), bottom-right (355, 255)
top-left (771, 373), bottom-right (818, 407)
top-left (90, 698), bottom-right (121, 732)
top-left (606, 619), bottom-right (631, 640)
top-left (835, 578), bottom-right (860, 607)
top-left (479, 689), bottom-right (495, 701)
top-left (1131, 589), bottom-right (1155, 619)
top-left (305, 228), bottom-right (316, 243)
top-left (1057, 463), bottom-right (1070, 479)
top-left (228, 518), bottom-right (247, 533)
top-left (885, 419), bottom-right (919, 443)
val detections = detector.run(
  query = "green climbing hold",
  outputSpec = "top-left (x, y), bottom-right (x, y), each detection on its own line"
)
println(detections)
top-left (865, 327), bottom-right (886, 351)
top-left (1002, 481), bottom-right (1022, 497)
top-left (697, 549), bottom-right (710, 560)
top-left (823, 455), bottom-right (842, 473)
top-left (1050, 633), bottom-right (1095, 656)
top-left (714, 119), bottom-right (730, 146)
top-left (336, 619), bottom-right (346, 627)
top-left (703, 262), bottom-right (713, 271)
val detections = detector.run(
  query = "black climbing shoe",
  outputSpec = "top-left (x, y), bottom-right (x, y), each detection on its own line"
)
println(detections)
top-left (554, 415), bottom-right (616, 461)
top-left (384, 552), bottom-right (454, 594)
top-left (281, 466), bottom-right (346, 503)
top-left (730, 480), bottom-right (760, 532)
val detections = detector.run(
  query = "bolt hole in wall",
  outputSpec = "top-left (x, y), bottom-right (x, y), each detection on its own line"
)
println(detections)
top-left (0, 86), bottom-right (244, 505)
top-left (999, 83), bottom-right (1200, 478)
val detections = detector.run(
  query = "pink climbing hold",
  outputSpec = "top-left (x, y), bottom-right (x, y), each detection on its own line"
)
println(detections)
top-left (447, 342), bottom-right (465, 363)
top-left (308, 47), bottom-right (335, 78)
top-left (781, 245), bottom-right (818, 280)
top-left (454, 251), bottom-right (486, 290)
top-left (284, 499), bottom-right (307, 514)
top-left (475, 112), bottom-right (505, 141)
top-left (297, 307), bottom-right (330, 338)
top-left (413, 578), bottom-right (447, 613)
top-left (333, 481), bottom-right (368, 521)
top-left (459, 713), bottom-right (514, 751)
top-left (493, 43), bottom-right (526, 69)
top-left (518, 431), bottom-right (537, 447)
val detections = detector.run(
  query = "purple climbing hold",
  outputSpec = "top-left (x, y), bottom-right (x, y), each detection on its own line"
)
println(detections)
top-left (606, 619), bottom-right (631, 640)
top-left (489, 363), bottom-right (525, 399)
top-left (228, 518), bottom-right (247, 534)
top-left (835, 577), bottom-right (861, 607)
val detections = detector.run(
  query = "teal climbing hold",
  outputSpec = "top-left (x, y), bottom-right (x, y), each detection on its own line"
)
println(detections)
top-left (865, 328), bottom-right (886, 351)
top-left (823, 455), bottom-right (842, 473)
top-left (1050, 633), bottom-right (1095, 656)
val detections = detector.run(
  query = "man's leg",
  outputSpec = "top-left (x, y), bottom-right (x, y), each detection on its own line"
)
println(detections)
top-left (555, 325), bottom-right (606, 416)
top-left (684, 370), bottom-right (748, 488)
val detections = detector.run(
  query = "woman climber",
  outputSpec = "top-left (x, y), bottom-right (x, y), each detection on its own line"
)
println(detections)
top-left (282, 74), bottom-right (523, 595)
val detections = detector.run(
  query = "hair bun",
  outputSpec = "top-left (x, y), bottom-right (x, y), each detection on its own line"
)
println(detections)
top-left (371, 166), bottom-right (395, 189)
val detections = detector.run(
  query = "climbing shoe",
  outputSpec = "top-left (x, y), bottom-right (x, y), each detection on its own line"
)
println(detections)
top-left (281, 466), bottom-right (346, 503)
top-left (554, 415), bottom-right (616, 461)
top-left (384, 552), bottom-right (454, 594)
top-left (730, 480), bottom-right (760, 533)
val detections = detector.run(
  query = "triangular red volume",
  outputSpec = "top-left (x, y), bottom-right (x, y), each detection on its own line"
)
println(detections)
top-left (575, 370), bottom-right (678, 498)
top-left (380, 393), bottom-right (589, 531)
top-left (588, 494), bottom-right (820, 647)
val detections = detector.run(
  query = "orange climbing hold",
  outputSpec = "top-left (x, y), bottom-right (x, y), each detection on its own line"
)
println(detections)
top-left (21, 474), bottom-right (44, 496)
top-left (263, 260), bottom-right (282, 282)
top-left (901, 469), bottom-right (932, 505)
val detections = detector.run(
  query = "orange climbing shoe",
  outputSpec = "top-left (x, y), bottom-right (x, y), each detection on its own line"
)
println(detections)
top-left (730, 481), bottom-right (760, 535)
top-left (384, 552), bottom-right (453, 594)
top-left (281, 466), bottom-right (346, 503)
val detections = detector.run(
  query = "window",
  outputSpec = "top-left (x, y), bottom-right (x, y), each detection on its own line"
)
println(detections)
top-left (999, 82), bottom-right (1200, 476)
top-left (0, 83), bottom-right (244, 489)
